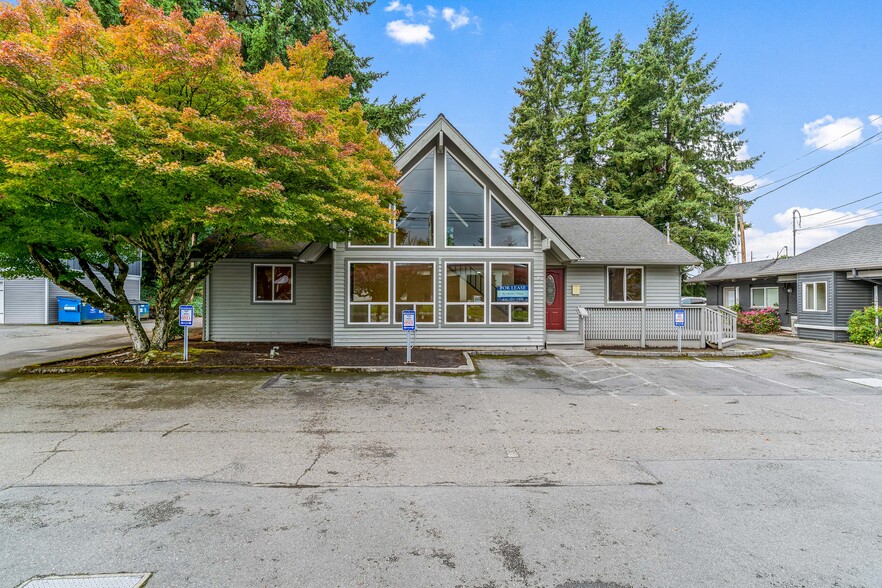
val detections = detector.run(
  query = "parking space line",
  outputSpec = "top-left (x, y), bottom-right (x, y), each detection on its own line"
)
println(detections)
top-left (789, 355), bottom-right (880, 378)
top-left (725, 365), bottom-right (865, 406)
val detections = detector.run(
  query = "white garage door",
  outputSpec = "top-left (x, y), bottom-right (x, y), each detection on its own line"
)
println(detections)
top-left (0, 279), bottom-right (4, 324)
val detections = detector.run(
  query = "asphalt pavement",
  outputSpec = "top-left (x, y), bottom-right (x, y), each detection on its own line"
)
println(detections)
top-left (1, 337), bottom-right (881, 587)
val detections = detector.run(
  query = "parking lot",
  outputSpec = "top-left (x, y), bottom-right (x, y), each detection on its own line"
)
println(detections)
top-left (1, 337), bottom-right (881, 587)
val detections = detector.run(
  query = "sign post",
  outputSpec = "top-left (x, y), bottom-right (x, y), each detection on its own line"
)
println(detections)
top-left (401, 309), bottom-right (416, 365)
top-left (674, 308), bottom-right (686, 353)
top-left (179, 305), bottom-right (194, 361)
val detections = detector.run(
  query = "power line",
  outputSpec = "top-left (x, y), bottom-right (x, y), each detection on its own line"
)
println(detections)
top-left (798, 205), bottom-right (882, 231)
top-left (748, 129), bottom-right (882, 203)
top-left (800, 189), bottom-right (882, 218)
top-left (739, 114), bottom-right (882, 188)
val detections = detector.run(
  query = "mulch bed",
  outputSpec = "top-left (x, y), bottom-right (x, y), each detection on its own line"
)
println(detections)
top-left (53, 329), bottom-right (467, 369)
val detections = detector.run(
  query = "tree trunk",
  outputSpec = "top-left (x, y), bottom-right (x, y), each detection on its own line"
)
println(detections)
top-left (122, 310), bottom-right (151, 354)
top-left (151, 302), bottom-right (176, 351)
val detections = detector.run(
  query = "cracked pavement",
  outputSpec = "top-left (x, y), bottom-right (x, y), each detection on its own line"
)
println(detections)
top-left (1, 338), bottom-right (882, 587)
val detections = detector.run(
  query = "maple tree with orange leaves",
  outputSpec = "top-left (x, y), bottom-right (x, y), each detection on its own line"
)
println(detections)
top-left (0, 0), bottom-right (399, 351)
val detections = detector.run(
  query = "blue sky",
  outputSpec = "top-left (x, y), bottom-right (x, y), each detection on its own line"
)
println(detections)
top-left (341, 0), bottom-right (882, 260)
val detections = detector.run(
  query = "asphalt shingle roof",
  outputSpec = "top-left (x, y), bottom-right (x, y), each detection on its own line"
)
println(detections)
top-left (543, 216), bottom-right (701, 266)
top-left (687, 259), bottom-right (779, 283)
top-left (755, 224), bottom-right (882, 276)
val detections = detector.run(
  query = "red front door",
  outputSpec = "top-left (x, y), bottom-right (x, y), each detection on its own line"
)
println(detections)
top-left (545, 269), bottom-right (565, 331)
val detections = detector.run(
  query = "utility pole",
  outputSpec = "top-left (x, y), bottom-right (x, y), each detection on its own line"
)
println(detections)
top-left (738, 205), bottom-right (747, 263)
top-left (792, 209), bottom-right (802, 255)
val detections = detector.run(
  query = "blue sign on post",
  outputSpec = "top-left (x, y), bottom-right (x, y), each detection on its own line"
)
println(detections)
top-left (401, 309), bottom-right (416, 331)
top-left (674, 308), bottom-right (686, 327)
top-left (179, 305), bottom-right (194, 327)
top-left (179, 305), bottom-right (194, 362)
top-left (402, 309), bottom-right (416, 365)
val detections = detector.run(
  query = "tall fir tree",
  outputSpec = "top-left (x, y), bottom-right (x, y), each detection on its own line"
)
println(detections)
top-left (502, 29), bottom-right (566, 214)
top-left (594, 31), bottom-right (631, 212)
top-left (604, 2), bottom-right (758, 266)
top-left (560, 13), bottom-right (606, 214)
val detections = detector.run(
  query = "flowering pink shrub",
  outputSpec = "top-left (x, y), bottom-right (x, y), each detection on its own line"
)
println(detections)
top-left (737, 308), bottom-right (781, 334)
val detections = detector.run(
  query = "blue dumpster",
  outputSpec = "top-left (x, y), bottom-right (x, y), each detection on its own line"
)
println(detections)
top-left (130, 300), bottom-right (149, 319)
top-left (85, 304), bottom-right (105, 321)
top-left (57, 297), bottom-right (106, 323)
top-left (57, 297), bottom-right (84, 324)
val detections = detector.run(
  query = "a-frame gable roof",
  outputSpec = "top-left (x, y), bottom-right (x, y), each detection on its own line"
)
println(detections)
top-left (395, 114), bottom-right (580, 262)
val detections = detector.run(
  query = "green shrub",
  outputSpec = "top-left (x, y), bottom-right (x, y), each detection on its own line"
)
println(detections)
top-left (848, 307), bottom-right (882, 346)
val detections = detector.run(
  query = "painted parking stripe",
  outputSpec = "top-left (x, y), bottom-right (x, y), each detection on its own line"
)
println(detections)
top-left (845, 378), bottom-right (882, 388)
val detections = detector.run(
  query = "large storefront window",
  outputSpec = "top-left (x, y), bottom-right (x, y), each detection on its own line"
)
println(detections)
top-left (396, 153), bottom-right (434, 246)
top-left (445, 264), bottom-right (485, 323)
top-left (254, 264), bottom-right (293, 303)
top-left (608, 267), bottom-right (643, 302)
top-left (395, 262), bottom-right (435, 323)
top-left (490, 263), bottom-right (530, 323)
top-left (446, 154), bottom-right (485, 247)
top-left (349, 263), bottom-right (390, 323)
top-left (490, 195), bottom-right (529, 247)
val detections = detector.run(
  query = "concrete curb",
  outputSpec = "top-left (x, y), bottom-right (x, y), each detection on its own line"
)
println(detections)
top-left (597, 348), bottom-right (774, 358)
top-left (18, 351), bottom-right (476, 375)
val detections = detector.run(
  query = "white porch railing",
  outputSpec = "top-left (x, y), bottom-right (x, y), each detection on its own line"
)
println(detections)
top-left (578, 305), bottom-right (737, 349)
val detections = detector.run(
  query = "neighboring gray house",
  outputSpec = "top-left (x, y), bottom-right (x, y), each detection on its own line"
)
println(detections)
top-left (690, 259), bottom-right (799, 328)
top-left (202, 114), bottom-right (707, 349)
top-left (0, 260), bottom-right (142, 325)
top-left (690, 224), bottom-right (882, 341)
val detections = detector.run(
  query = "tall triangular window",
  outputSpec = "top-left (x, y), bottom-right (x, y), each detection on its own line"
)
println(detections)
top-left (490, 195), bottom-right (529, 247)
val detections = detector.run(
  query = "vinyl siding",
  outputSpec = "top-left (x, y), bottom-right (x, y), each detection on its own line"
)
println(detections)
top-left (333, 141), bottom-right (547, 348)
top-left (206, 255), bottom-right (333, 342)
top-left (560, 265), bottom-right (683, 333)
top-left (796, 272), bottom-right (838, 341)
top-left (834, 272), bottom-right (874, 328)
top-left (2, 278), bottom-right (46, 324)
top-left (333, 232), bottom-right (546, 347)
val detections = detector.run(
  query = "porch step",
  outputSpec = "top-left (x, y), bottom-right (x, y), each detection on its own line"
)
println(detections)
top-left (709, 337), bottom-right (737, 350)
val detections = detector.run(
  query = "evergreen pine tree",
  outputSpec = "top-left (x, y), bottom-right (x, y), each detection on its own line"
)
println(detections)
top-left (560, 13), bottom-right (606, 214)
top-left (502, 29), bottom-right (566, 214)
top-left (606, 2), bottom-right (758, 265)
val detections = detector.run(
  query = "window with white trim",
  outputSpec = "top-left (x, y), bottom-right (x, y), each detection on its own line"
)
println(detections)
top-left (254, 264), bottom-right (293, 303)
top-left (490, 195), bottom-right (529, 247)
top-left (750, 286), bottom-right (779, 308)
top-left (445, 263), bottom-right (485, 323)
top-left (803, 281), bottom-right (827, 312)
top-left (396, 153), bottom-right (435, 246)
top-left (607, 267), bottom-right (643, 302)
top-left (394, 262), bottom-right (435, 323)
top-left (446, 153), bottom-right (485, 247)
top-left (490, 263), bottom-right (530, 323)
top-left (349, 263), bottom-right (390, 323)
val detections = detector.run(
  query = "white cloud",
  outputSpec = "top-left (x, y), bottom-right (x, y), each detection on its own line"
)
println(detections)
top-left (442, 7), bottom-right (470, 29)
top-left (385, 20), bottom-right (434, 44)
top-left (735, 143), bottom-right (751, 162)
top-left (729, 174), bottom-right (770, 190)
top-left (742, 206), bottom-right (880, 260)
top-left (802, 115), bottom-right (864, 151)
top-left (425, 5), bottom-right (437, 18)
top-left (384, 1), bottom-right (414, 17)
top-left (870, 114), bottom-right (882, 131)
top-left (722, 102), bottom-right (749, 126)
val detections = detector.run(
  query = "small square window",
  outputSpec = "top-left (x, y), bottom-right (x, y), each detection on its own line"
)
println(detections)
top-left (254, 264), bottom-right (293, 303)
